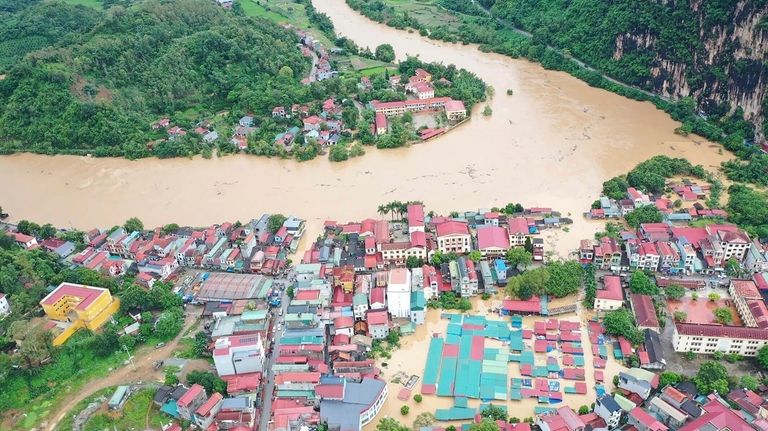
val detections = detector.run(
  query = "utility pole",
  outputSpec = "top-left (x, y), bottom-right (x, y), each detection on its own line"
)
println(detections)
top-left (122, 344), bottom-right (136, 370)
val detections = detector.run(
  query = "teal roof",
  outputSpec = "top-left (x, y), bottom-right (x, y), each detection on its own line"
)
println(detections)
top-left (411, 291), bottom-right (426, 310)
top-left (161, 401), bottom-right (179, 418)
top-left (108, 385), bottom-right (129, 407)
top-left (242, 310), bottom-right (268, 321)
top-left (353, 293), bottom-right (368, 306)
top-left (400, 322), bottom-right (416, 334)
top-left (255, 278), bottom-right (273, 299)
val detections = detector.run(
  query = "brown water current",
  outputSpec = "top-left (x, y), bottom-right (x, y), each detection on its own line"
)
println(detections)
top-left (0, 0), bottom-right (729, 256)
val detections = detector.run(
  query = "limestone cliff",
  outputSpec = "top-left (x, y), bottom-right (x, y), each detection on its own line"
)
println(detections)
top-left (612, 0), bottom-right (767, 140)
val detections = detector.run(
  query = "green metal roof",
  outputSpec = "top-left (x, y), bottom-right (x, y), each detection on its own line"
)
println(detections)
top-left (241, 310), bottom-right (267, 321)
top-left (353, 293), bottom-right (368, 306)
top-left (410, 290), bottom-right (426, 310)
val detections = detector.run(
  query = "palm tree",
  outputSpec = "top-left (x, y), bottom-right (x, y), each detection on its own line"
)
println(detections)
top-left (391, 200), bottom-right (405, 220)
top-left (377, 204), bottom-right (388, 218)
top-left (385, 202), bottom-right (395, 220)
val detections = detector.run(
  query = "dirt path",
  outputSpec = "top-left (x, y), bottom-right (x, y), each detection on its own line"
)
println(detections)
top-left (42, 309), bottom-right (200, 431)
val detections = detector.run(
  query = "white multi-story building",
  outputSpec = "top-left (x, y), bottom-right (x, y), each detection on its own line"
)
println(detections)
top-left (422, 265), bottom-right (440, 300)
top-left (212, 334), bottom-right (265, 376)
top-left (507, 217), bottom-right (529, 247)
top-left (386, 268), bottom-right (411, 318)
top-left (380, 241), bottom-right (426, 264)
top-left (672, 323), bottom-right (768, 356)
top-left (729, 279), bottom-right (768, 328)
top-left (435, 221), bottom-right (471, 254)
top-left (594, 275), bottom-right (624, 311)
top-left (628, 241), bottom-right (660, 271)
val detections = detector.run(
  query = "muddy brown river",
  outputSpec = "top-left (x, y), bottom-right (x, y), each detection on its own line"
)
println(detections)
top-left (0, 0), bottom-right (729, 256)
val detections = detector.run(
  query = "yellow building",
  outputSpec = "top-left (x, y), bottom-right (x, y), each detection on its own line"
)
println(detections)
top-left (40, 282), bottom-right (120, 346)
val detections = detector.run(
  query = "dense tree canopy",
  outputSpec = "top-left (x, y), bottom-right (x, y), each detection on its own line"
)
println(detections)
top-left (629, 271), bottom-right (659, 296)
top-left (694, 361), bottom-right (730, 395)
top-left (0, 0), bottom-right (309, 157)
top-left (603, 308), bottom-right (643, 344)
top-left (727, 185), bottom-right (768, 240)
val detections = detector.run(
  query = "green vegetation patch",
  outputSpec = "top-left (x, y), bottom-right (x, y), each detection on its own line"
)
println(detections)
top-left (83, 389), bottom-right (167, 431)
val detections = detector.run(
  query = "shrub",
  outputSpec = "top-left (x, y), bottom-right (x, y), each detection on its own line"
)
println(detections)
top-left (401, 405), bottom-right (410, 415)
top-left (414, 394), bottom-right (423, 403)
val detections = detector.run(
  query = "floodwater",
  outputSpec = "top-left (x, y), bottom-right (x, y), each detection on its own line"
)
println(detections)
top-left (0, 0), bottom-right (729, 256)
top-left (371, 296), bottom-right (627, 429)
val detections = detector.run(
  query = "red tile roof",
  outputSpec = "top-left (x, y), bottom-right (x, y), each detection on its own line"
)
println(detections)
top-left (275, 372), bottom-right (321, 385)
top-left (630, 407), bottom-right (667, 431)
top-left (671, 227), bottom-right (709, 248)
top-left (295, 289), bottom-right (321, 301)
top-left (407, 204), bottom-right (425, 228)
top-left (443, 99), bottom-right (465, 112)
top-left (177, 384), bottom-right (205, 408)
top-left (630, 294), bottom-right (659, 328)
top-left (195, 392), bottom-right (223, 417)
top-left (40, 283), bottom-right (109, 311)
top-left (675, 322), bottom-right (768, 340)
top-left (755, 273), bottom-right (768, 290)
top-left (507, 217), bottom-right (529, 235)
top-left (222, 372), bottom-right (261, 394)
top-left (334, 316), bottom-right (354, 328)
top-left (410, 231), bottom-right (426, 247)
top-left (315, 383), bottom-right (345, 399)
top-left (364, 236), bottom-right (376, 249)
top-left (361, 219), bottom-right (376, 235)
top-left (374, 220), bottom-right (389, 243)
top-left (368, 309), bottom-right (388, 325)
top-left (679, 399), bottom-right (753, 431)
top-left (435, 220), bottom-right (469, 237)
top-left (502, 297), bottom-right (541, 313)
top-left (370, 287), bottom-right (386, 305)
top-left (596, 276), bottom-right (623, 301)
top-left (732, 279), bottom-right (761, 299)
top-left (477, 226), bottom-right (510, 250)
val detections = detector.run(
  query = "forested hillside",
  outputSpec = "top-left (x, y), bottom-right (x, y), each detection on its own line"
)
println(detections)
top-left (485, 0), bottom-right (767, 142)
top-left (0, 0), bottom-right (309, 157)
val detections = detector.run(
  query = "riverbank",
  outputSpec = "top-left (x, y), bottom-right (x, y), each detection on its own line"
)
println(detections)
top-left (0, 0), bottom-right (731, 257)
top-left (343, 0), bottom-right (764, 156)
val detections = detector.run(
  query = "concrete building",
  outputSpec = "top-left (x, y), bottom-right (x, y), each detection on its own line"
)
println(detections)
top-left (435, 221), bottom-right (471, 254)
top-left (177, 384), bottom-right (207, 421)
top-left (212, 334), bottom-right (265, 376)
top-left (40, 282), bottom-right (120, 346)
top-left (594, 394), bottom-right (622, 429)
top-left (367, 309), bottom-right (389, 339)
top-left (628, 406), bottom-right (668, 431)
top-left (407, 204), bottom-right (425, 233)
top-left (672, 322), bottom-right (768, 356)
top-left (194, 392), bottom-right (223, 429)
top-left (729, 279), bottom-right (768, 328)
top-left (594, 275), bottom-right (624, 311)
top-left (320, 378), bottom-right (388, 431)
top-left (476, 225), bottom-right (510, 257)
top-left (410, 290), bottom-right (426, 325)
top-left (618, 371), bottom-right (652, 400)
top-left (386, 268), bottom-right (411, 318)
top-left (647, 396), bottom-right (687, 429)
top-left (507, 217), bottom-right (530, 247)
